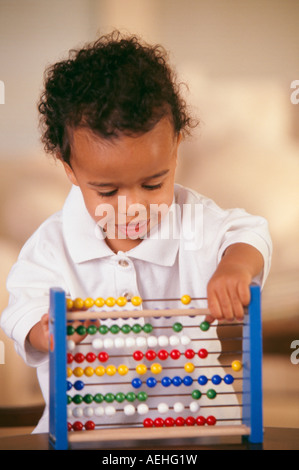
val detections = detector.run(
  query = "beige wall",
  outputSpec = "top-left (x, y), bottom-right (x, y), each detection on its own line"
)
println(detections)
top-left (0, 0), bottom-right (298, 426)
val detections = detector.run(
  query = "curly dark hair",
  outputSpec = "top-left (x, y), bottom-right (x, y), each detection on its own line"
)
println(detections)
top-left (38, 31), bottom-right (197, 165)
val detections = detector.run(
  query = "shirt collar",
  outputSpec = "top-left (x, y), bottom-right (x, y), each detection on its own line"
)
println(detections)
top-left (62, 185), bottom-right (180, 266)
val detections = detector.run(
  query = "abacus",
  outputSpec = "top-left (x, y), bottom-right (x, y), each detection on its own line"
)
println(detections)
top-left (49, 285), bottom-right (263, 450)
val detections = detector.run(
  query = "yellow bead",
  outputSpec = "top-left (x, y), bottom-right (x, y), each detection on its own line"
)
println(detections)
top-left (181, 295), bottom-right (191, 305)
top-left (136, 364), bottom-right (147, 375)
top-left (84, 366), bottom-right (94, 377)
top-left (84, 297), bottom-right (94, 309)
top-left (150, 363), bottom-right (162, 374)
top-left (116, 296), bottom-right (127, 307)
top-left (67, 367), bottom-right (73, 378)
top-left (106, 365), bottom-right (117, 376)
top-left (231, 360), bottom-right (242, 372)
top-left (95, 297), bottom-right (105, 308)
top-left (118, 364), bottom-right (129, 376)
top-left (184, 362), bottom-right (195, 373)
top-left (73, 298), bottom-right (84, 310)
top-left (73, 367), bottom-right (84, 377)
top-left (95, 366), bottom-right (105, 376)
top-left (66, 298), bottom-right (74, 311)
top-left (106, 297), bottom-right (116, 307)
top-left (131, 296), bottom-right (142, 306)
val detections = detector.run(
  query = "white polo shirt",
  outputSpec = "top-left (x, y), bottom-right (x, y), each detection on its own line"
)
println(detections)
top-left (0, 184), bottom-right (272, 433)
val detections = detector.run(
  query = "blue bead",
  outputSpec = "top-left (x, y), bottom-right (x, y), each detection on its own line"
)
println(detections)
top-left (183, 376), bottom-right (193, 386)
top-left (132, 378), bottom-right (142, 389)
top-left (211, 374), bottom-right (222, 385)
top-left (172, 376), bottom-right (182, 386)
top-left (161, 377), bottom-right (172, 387)
top-left (198, 375), bottom-right (208, 385)
top-left (74, 380), bottom-right (85, 391)
top-left (67, 381), bottom-right (72, 391)
top-left (224, 374), bottom-right (234, 384)
top-left (146, 377), bottom-right (157, 388)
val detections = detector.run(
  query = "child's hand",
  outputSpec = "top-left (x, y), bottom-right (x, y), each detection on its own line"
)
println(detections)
top-left (205, 243), bottom-right (264, 323)
top-left (27, 313), bottom-right (49, 352)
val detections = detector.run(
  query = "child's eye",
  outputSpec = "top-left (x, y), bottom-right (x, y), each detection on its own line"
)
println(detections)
top-left (142, 183), bottom-right (163, 191)
top-left (97, 189), bottom-right (118, 197)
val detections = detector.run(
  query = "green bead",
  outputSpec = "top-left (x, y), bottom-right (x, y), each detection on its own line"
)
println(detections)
top-left (72, 394), bottom-right (83, 404)
top-left (110, 325), bottom-right (120, 334)
top-left (87, 324), bottom-right (98, 335)
top-left (67, 325), bottom-right (75, 335)
top-left (76, 325), bottom-right (86, 335)
top-left (99, 325), bottom-right (109, 335)
top-left (172, 322), bottom-right (183, 332)
top-left (121, 324), bottom-right (131, 334)
top-left (115, 392), bottom-right (126, 403)
top-left (126, 392), bottom-right (136, 402)
top-left (104, 393), bottom-right (115, 403)
top-left (199, 321), bottom-right (210, 332)
top-left (206, 389), bottom-right (217, 399)
top-left (83, 394), bottom-right (94, 404)
top-left (93, 393), bottom-right (104, 403)
top-left (191, 390), bottom-right (202, 400)
top-left (143, 323), bottom-right (153, 333)
top-left (132, 324), bottom-right (142, 334)
top-left (137, 391), bottom-right (148, 402)
top-left (67, 395), bottom-right (72, 405)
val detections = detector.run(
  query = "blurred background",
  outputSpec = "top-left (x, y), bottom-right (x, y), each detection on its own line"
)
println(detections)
top-left (0, 0), bottom-right (298, 435)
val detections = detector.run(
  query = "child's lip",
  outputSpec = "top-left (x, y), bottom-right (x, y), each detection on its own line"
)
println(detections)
top-left (117, 219), bottom-right (149, 235)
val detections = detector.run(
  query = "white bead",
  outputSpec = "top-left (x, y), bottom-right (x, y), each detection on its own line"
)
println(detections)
top-left (147, 336), bottom-right (158, 347)
top-left (67, 340), bottom-right (76, 351)
top-left (173, 402), bottom-right (184, 413)
top-left (169, 335), bottom-right (180, 346)
top-left (124, 404), bottom-right (135, 416)
top-left (92, 338), bottom-right (103, 349)
top-left (73, 407), bottom-right (83, 418)
top-left (105, 405), bottom-right (116, 416)
top-left (157, 403), bottom-right (169, 414)
top-left (67, 408), bottom-right (72, 418)
top-left (104, 338), bottom-right (114, 349)
top-left (94, 406), bottom-right (104, 417)
top-left (83, 407), bottom-right (94, 417)
top-left (137, 404), bottom-right (149, 415)
top-left (125, 337), bottom-right (136, 348)
top-left (158, 335), bottom-right (169, 347)
top-left (189, 401), bottom-right (199, 413)
top-left (180, 335), bottom-right (191, 345)
top-left (136, 336), bottom-right (147, 348)
top-left (114, 337), bottom-right (125, 348)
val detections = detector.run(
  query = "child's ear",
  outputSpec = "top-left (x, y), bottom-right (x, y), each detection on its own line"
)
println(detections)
top-left (61, 160), bottom-right (79, 186)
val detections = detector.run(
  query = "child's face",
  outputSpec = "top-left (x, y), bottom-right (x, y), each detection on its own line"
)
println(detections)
top-left (63, 118), bottom-right (181, 253)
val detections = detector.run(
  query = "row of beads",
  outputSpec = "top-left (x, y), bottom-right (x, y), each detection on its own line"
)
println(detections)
top-left (68, 401), bottom-right (202, 419)
top-left (66, 295), bottom-right (193, 311)
top-left (89, 334), bottom-right (193, 351)
top-left (67, 348), bottom-right (209, 365)
top-left (68, 391), bottom-right (148, 405)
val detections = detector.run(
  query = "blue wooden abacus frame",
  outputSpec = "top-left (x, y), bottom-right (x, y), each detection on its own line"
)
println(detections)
top-left (48, 285), bottom-right (263, 450)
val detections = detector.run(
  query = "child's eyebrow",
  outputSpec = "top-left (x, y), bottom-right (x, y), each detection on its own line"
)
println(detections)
top-left (87, 170), bottom-right (170, 187)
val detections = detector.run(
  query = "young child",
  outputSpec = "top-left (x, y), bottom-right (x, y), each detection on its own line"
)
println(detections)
top-left (0, 31), bottom-right (272, 434)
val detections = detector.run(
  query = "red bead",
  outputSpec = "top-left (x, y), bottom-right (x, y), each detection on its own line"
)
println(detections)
top-left (185, 416), bottom-right (196, 426)
top-left (133, 350), bottom-right (144, 361)
top-left (154, 418), bottom-right (164, 427)
top-left (73, 421), bottom-right (83, 431)
top-left (86, 352), bottom-right (96, 363)
top-left (74, 353), bottom-right (85, 363)
top-left (158, 349), bottom-right (168, 360)
top-left (196, 416), bottom-right (206, 426)
top-left (143, 418), bottom-right (154, 428)
top-left (175, 417), bottom-right (185, 426)
top-left (198, 348), bottom-right (208, 359)
top-left (170, 349), bottom-right (181, 360)
top-left (67, 422), bottom-right (72, 431)
top-left (206, 415), bottom-right (217, 426)
top-left (98, 352), bottom-right (109, 362)
top-left (185, 349), bottom-right (195, 359)
top-left (145, 350), bottom-right (156, 361)
top-left (164, 417), bottom-right (175, 427)
top-left (85, 420), bottom-right (95, 430)
top-left (67, 353), bottom-right (74, 364)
